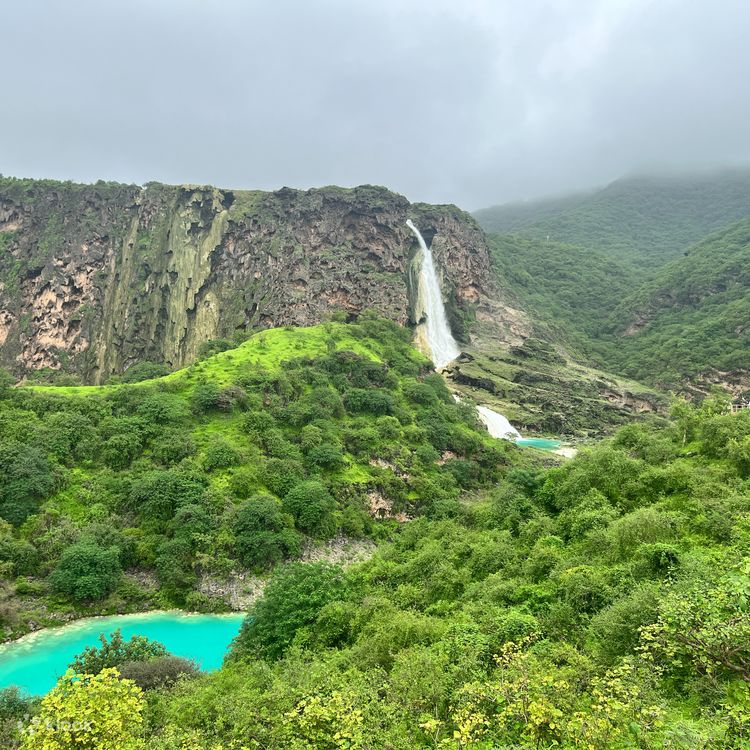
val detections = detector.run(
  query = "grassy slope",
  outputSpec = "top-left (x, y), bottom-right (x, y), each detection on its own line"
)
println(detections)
top-left (2, 320), bottom-right (540, 640)
top-left (28, 324), bottom-right (391, 519)
top-left (30, 325), bottom-right (383, 397)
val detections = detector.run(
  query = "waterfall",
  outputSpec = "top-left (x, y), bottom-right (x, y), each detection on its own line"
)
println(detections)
top-left (476, 405), bottom-right (522, 440)
top-left (406, 219), bottom-right (461, 369)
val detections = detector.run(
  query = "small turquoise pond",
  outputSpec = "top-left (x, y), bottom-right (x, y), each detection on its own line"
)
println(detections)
top-left (0, 610), bottom-right (245, 696)
top-left (516, 437), bottom-right (561, 451)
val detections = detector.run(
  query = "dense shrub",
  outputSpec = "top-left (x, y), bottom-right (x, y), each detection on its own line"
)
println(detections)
top-left (190, 382), bottom-right (222, 413)
top-left (50, 543), bottom-right (122, 601)
top-left (117, 655), bottom-right (198, 690)
top-left (128, 470), bottom-right (206, 522)
top-left (232, 562), bottom-right (350, 660)
top-left (305, 442), bottom-right (345, 472)
top-left (69, 629), bottom-right (167, 674)
top-left (233, 495), bottom-right (300, 569)
top-left (343, 388), bottom-right (395, 416)
top-left (202, 441), bottom-right (242, 472)
top-left (283, 481), bottom-right (337, 537)
top-left (0, 442), bottom-right (59, 524)
top-left (121, 361), bottom-right (170, 383)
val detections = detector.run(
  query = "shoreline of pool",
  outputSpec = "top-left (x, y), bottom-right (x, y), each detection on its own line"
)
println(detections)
top-left (0, 610), bottom-right (248, 696)
top-left (0, 608), bottom-right (247, 651)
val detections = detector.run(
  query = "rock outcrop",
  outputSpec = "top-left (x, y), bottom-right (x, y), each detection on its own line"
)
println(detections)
top-left (0, 178), bottom-right (515, 382)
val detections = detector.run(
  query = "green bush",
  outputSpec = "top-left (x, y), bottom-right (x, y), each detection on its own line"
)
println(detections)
top-left (118, 655), bottom-right (199, 690)
top-left (128, 470), bottom-right (206, 522)
top-left (50, 543), bottom-right (122, 601)
top-left (232, 562), bottom-right (350, 660)
top-left (0, 442), bottom-right (59, 524)
top-left (190, 382), bottom-right (222, 413)
top-left (305, 442), bottom-right (345, 472)
top-left (155, 538), bottom-right (196, 600)
top-left (202, 441), bottom-right (242, 472)
top-left (283, 481), bottom-right (337, 537)
top-left (588, 585), bottom-right (661, 664)
top-left (69, 628), bottom-right (167, 674)
top-left (343, 388), bottom-right (395, 416)
top-left (233, 494), bottom-right (300, 569)
top-left (121, 362), bottom-right (170, 383)
top-left (151, 429), bottom-right (196, 466)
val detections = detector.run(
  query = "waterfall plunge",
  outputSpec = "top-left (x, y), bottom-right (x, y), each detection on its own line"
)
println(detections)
top-left (406, 219), bottom-right (461, 369)
top-left (405, 221), bottom-right (525, 445)
top-left (476, 405), bottom-right (522, 440)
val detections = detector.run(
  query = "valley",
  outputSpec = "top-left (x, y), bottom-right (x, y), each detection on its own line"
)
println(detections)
top-left (1, 170), bottom-right (750, 749)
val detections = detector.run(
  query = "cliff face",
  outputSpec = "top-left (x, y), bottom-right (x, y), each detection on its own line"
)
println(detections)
top-left (0, 178), bottom-right (510, 382)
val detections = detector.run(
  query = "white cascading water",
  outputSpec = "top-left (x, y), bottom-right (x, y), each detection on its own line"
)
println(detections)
top-left (406, 219), bottom-right (461, 369)
top-left (476, 405), bottom-right (522, 440)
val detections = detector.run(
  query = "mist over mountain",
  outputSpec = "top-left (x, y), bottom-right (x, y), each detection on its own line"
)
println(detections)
top-left (3, 4), bottom-right (750, 748)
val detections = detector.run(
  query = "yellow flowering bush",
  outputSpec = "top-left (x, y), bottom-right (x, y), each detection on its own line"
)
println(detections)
top-left (20, 668), bottom-right (145, 750)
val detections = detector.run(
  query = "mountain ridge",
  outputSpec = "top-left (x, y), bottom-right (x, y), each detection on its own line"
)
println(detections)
top-left (475, 168), bottom-right (750, 270)
top-left (0, 177), bottom-right (511, 383)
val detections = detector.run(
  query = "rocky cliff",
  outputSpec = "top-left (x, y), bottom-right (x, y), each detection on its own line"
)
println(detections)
top-left (0, 178), bottom-right (515, 382)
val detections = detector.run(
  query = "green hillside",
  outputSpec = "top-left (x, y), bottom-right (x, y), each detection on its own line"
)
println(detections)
top-left (599, 217), bottom-right (750, 387)
top-left (489, 234), bottom-right (636, 358)
top-left (474, 190), bottom-right (591, 234)
top-left (0, 318), bottom-right (532, 642)
top-left (476, 170), bottom-right (750, 270)
top-left (13, 390), bottom-right (750, 749)
top-left (481, 174), bottom-right (750, 392)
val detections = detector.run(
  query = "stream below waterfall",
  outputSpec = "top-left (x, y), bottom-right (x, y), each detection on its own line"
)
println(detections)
top-left (406, 219), bottom-right (571, 456)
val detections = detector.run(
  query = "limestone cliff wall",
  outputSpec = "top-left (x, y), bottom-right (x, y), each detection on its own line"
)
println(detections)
top-left (0, 178), bottom-right (522, 382)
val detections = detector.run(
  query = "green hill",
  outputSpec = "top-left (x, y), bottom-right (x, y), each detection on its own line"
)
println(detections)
top-left (488, 234), bottom-right (636, 357)
top-left (476, 169), bottom-right (750, 271)
top-left (0, 318), bottom-right (530, 641)
top-left (598, 217), bottom-right (750, 387)
top-left (487, 220), bottom-right (750, 390)
top-left (480, 172), bottom-right (750, 391)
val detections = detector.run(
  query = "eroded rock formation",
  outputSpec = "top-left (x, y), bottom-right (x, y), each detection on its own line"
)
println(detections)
top-left (0, 179), bottom-right (517, 382)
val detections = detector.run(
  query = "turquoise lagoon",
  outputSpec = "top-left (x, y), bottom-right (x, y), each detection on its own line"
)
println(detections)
top-left (0, 610), bottom-right (245, 695)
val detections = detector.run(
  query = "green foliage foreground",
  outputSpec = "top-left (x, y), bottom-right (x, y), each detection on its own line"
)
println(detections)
top-left (16, 397), bottom-right (750, 749)
top-left (6, 319), bottom-right (750, 748)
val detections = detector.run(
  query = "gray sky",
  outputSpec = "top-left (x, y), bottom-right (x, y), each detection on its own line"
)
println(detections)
top-left (2, 0), bottom-right (749, 209)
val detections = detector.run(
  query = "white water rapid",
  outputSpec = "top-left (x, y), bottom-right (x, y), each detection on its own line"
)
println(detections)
top-left (476, 405), bottom-right (522, 440)
top-left (406, 219), bottom-right (461, 369)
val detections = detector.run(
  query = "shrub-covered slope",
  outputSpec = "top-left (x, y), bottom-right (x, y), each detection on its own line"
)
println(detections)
top-left (483, 183), bottom-right (750, 393)
top-left (599, 217), bottom-right (750, 388)
top-left (476, 170), bottom-right (750, 270)
top-left (18, 396), bottom-right (750, 749)
top-left (489, 234), bottom-right (636, 358)
top-left (0, 318), bottom-right (528, 640)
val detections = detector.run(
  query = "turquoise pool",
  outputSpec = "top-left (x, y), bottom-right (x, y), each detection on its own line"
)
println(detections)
top-left (516, 437), bottom-right (562, 451)
top-left (0, 610), bottom-right (245, 695)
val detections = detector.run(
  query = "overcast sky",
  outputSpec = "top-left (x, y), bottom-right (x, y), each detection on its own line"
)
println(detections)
top-left (2, 0), bottom-right (749, 209)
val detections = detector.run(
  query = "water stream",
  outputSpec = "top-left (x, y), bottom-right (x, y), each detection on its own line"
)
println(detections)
top-left (406, 220), bottom-right (461, 369)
